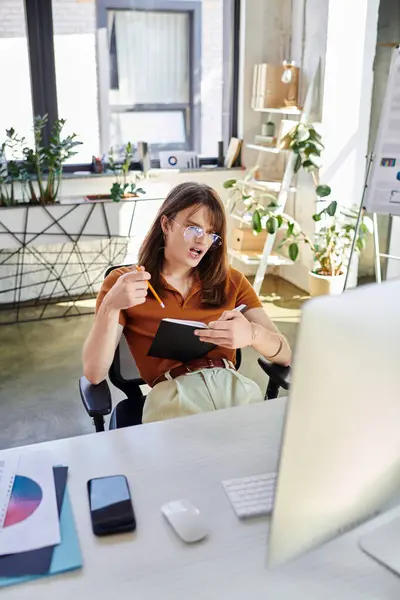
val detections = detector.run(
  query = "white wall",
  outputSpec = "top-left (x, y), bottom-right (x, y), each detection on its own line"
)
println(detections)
top-left (238, 0), bottom-right (292, 167)
top-left (290, 0), bottom-right (329, 120)
top-left (321, 0), bottom-right (379, 209)
top-left (280, 0), bottom-right (380, 291)
top-left (279, 0), bottom-right (329, 290)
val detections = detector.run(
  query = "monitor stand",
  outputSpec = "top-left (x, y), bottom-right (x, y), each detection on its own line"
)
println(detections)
top-left (359, 516), bottom-right (400, 576)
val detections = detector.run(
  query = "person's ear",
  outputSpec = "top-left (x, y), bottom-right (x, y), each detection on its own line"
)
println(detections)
top-left (160, 215), bottom-right (169, 236)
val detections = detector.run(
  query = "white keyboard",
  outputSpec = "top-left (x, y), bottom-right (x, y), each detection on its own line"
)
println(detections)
top-left (222, 472), bottom-right (277, 518)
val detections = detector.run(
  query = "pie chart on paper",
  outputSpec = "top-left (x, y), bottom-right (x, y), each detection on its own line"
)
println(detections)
top-left (3, 475), bottom-right (43, 527)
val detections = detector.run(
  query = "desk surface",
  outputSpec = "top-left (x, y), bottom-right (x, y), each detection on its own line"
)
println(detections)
top-left (2, 400), bottom-right (400, 599)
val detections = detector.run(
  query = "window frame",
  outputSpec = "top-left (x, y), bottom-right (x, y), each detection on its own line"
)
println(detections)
top-left (96, 0), bottom-right (201, 154)
top-left (25, 0), bottom-right (59, 147)
top-left (22, 0), bottom-right (240, 171)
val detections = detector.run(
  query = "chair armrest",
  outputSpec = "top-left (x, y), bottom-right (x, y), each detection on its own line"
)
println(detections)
top-left (257, 358), bottom-right (291, 391)
top-left (79, 376), bottom-right (112, 417)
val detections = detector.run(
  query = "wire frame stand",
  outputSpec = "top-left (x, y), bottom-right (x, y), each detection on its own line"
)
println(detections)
top-left (344, 152), bottom-right (400, 290)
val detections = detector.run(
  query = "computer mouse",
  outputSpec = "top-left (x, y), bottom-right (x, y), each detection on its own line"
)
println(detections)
top-left (161, 499), bottom-right (208, 543)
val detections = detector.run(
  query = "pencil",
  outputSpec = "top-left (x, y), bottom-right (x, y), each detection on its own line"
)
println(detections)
top-left (148, 281), bottom-right (165, 308)
top-left (136, 265), bottom-right (165, 309)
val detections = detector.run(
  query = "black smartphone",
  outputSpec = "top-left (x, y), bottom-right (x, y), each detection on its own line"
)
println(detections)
top-left (87, 475), bottom-right (136, 536)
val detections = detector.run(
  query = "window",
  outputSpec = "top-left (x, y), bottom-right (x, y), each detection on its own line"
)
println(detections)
top-left (0, 0), bottom-right (34, 150)
top-left (52, 0), bottom-right (100, 163)
top-left (108, 9), bottom-right (190, 150)
top-left (98, 0), bottom-right (225, 156)
top-left (8, 0), bottom-right (237, 166)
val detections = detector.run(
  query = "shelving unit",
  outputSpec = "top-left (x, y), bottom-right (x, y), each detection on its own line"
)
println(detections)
top-left (228, 248), bottom-right (293, 268)
top-left (246, 144), bottom-right (283, 154)
top-left (228, 107), bottom-right (300, 280)
top-left (250, 64), bottom-right (320, 294)
top-left (228, 212), bottom-right (293, 276)
top-left (226, 62), bottom-right (320, 287)
top-left (230, 213), bottom-right (253, 226)
top-left (237, 179), bottom-right (296, 193)
top-left (252, 106), bottom-right (301, 115)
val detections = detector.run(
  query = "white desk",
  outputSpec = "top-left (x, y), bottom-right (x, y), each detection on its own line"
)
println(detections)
top-left (2, 399), bottom-right (400, 599)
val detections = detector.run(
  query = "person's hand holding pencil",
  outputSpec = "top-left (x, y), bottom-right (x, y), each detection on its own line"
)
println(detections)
top-left (135, 265), bottom-right (165, 308)
top-left (103, 265), bottom-right (164, 311)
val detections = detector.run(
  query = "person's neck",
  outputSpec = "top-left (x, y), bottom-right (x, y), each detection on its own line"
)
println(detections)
top-left (162, 258), bottom-right (193, 282)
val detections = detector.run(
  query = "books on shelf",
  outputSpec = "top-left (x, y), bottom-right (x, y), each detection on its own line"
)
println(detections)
top-left (225, 137), bottom-right (242, 168)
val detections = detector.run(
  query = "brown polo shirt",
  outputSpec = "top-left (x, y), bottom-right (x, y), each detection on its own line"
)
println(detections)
top-left (96, 266), bottom-right (263, 386)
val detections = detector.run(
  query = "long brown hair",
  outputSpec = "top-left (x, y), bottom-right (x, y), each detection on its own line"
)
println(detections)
top-left (138, 182), bottom-right (229, 305)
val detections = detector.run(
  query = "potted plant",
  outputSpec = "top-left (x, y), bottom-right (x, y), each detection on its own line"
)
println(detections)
top-left (223, 121), bottom-right (372, 296)
top-left (273, 200), bottom-right (373, 296)
top-left (85, 142), bottom-right (146, 202)
top-left (224, 123), bottom-right (332, 232)
top-left (223, 174), bottom-right (280, 228)
top-left (279, 122), bottom-right (327, 178)
top-left (0, 128), bottom-right (28, 206)
top-left (21, 115), bottom-right (82, 205)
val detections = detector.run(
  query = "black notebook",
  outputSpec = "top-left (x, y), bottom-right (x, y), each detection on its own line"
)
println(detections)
top-left (147, 305), bottom-right (247, 363)
top-left (147, 318), bottom-right (216, 362)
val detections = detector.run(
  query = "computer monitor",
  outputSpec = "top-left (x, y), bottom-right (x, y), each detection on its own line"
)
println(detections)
top-left (268, 279), bottom-right (400, 567)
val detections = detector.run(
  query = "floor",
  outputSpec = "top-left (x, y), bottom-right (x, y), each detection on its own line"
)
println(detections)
top-left (0, 276), bottom-right (306, 450)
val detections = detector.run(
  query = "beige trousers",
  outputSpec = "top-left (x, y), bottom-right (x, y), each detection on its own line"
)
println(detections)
top-left (142, 366), bottom-right (263, 423)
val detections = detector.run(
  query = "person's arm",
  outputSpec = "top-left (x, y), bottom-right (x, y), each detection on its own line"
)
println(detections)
top-left (82, 268), bottom-right (151, 385)
top-left (194, 270), bottom-right (291, 367)
top-left (82, 301), bottom-right (124, 385)
top-left (244, 307), bottom-right (291, 366)
top-left (195, 309), bottom-right (291, 367)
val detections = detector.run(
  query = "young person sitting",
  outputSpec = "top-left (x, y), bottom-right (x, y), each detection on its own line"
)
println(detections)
top-left (83, 182), bottom-right (291, 422)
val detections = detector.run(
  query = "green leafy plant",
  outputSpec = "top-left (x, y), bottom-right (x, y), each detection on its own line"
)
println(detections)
top-left (110, 181), bottom-right (146, 202)
top-left (223, 176), bottom-right (279, 226)
top-left (280, 122), bottom-right (327, 181)
top-left (223, 174), bottom-right (372, 277)
top-left (0, 128), bottom-right (27, 206)
top-left (223, 123), bottom-right (372, 276)
top-left (267, 201), bottom-right (373, 276)
top-left (22, 115), bottom-right (82, 205)
top-left (108, 142), bottom-right (145, 202)
top-left (279, 122), bottom-right (332, 205)
top-left (224, 124), bottom-right (332, 236)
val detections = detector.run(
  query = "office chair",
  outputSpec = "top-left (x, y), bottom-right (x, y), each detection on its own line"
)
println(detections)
top-left (79, 266), bottom-right (292, 432)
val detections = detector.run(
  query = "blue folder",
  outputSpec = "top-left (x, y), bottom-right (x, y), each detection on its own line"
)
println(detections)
top-left (0, 470), bottom-right (82, 588)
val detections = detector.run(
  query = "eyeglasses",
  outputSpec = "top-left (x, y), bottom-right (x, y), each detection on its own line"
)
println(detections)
top-left (170, 219), bottom-right (222, 249)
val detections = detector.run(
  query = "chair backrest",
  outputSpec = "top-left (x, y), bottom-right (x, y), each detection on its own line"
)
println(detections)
top-left (105, 265), bottom-right (242, 391)
top-left (109, 334), bottom-right (143, 385)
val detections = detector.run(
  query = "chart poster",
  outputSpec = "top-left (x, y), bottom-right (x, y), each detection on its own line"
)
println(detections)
top-left (365, 47), bottom-right (400, 216)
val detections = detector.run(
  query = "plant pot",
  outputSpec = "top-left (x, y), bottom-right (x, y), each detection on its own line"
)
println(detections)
top-left (308, 270), bottom-right (346, 297)
top-left (84, 193), bottom-right (138, 202)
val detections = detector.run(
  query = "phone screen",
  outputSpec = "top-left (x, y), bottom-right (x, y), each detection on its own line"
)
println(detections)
top-left (87, 475), bottom-right (136, 536)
